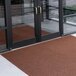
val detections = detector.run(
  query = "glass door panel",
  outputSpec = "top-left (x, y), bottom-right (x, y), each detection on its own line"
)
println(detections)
top-left (11, 0), bottom-right (35, 43)
top-left (41, 0), bottom-right (60, 40)
top-left (9, 0), bottom-right (60, 48)
top-left (63, 0), bottom-right (76, 34)
top-left (0, 0), bottom-right (6, 51)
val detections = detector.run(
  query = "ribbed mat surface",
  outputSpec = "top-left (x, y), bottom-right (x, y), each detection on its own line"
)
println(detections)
top-left (2, 36), bottom-right (76, 76)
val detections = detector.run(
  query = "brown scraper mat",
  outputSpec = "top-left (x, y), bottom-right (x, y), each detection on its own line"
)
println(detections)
top-left (2, 36), bottom-right (76, 76)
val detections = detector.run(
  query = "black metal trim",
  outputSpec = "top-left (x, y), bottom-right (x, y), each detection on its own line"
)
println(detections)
top-left (13, 38), bottom-right (36, 49)
top-left (34, 0), bottom-right (42, 42)
top-left (41, 32), bottom-right (60, 41)
top-left (1, 0), bottom-right (62, 51)
top-left (45, 0), bottom-right (49, 19)
top-left (12, 32), bottom-right (60, 49)
top-left (4, 0), bottom-right (13, 49)
top-left (12, 0), bottom-right (61, 49)
top-left (59, 0), bottom-right (63, 36)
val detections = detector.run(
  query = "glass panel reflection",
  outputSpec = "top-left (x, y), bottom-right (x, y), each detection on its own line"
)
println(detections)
top-left (11, 0), bottom-right (35, 43)
top-left (63, 0), bottom-right (76, 34)
top-left (0, 0), bottom-right (6, 51)
top-left (41, 0), bottom-right (59, 36)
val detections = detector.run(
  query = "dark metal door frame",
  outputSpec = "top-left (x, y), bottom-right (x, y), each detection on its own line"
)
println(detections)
top-left (4, 0), bottom-right (42, 49)
top-left (4, 0), bottom-right (13, 50)
top-left (38, 0), bottom-right (62, 40)
top-left (34, 0), bottom-right (42, 42)
top-left (59, 0), bottom-right (64, 36)
top-left (13, 0), bottom-right (42, 48)
top-left (45, 0), bottom-right (64, 36)
top-left (3, 0), bottom-right (63, 50)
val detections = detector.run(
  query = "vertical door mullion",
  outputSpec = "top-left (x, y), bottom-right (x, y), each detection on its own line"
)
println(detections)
top-left (34, 0), bottom-right (41, 42)
top-left (45, 0), bottom-right (49, 19)
top-left (4, 0), bottom-right (13, 49)
top-left (59, 0), bottom-right (64, 35)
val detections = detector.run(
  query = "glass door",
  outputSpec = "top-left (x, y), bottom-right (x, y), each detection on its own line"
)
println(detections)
top-left (11, 0), bottom-right (60, 48)
top-left (5, 0), bottom-right (61, 49)
top-left (11, 0), bottom-right (38, 48)
top-left (63, 0), bottom-right (76, 35)
top-left (39, 0), bottom-right (60, 40)
top-left (0, 0), bottom-right (6, 51)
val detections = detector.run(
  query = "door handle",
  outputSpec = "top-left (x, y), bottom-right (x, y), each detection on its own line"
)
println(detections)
top-left (40, 6), bottom-right (42, 14)
top-left (35, 7), bottom-right (38, 14)
top-left (38, 6), bottom-right (42, 14)
top-left (35, 6), bottom-right (42, 14)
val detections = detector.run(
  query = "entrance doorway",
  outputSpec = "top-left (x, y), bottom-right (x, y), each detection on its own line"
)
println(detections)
top-left (0, 0), bottom-right (61, 51)
top-left (11, 0), bottom-right (60, 48)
